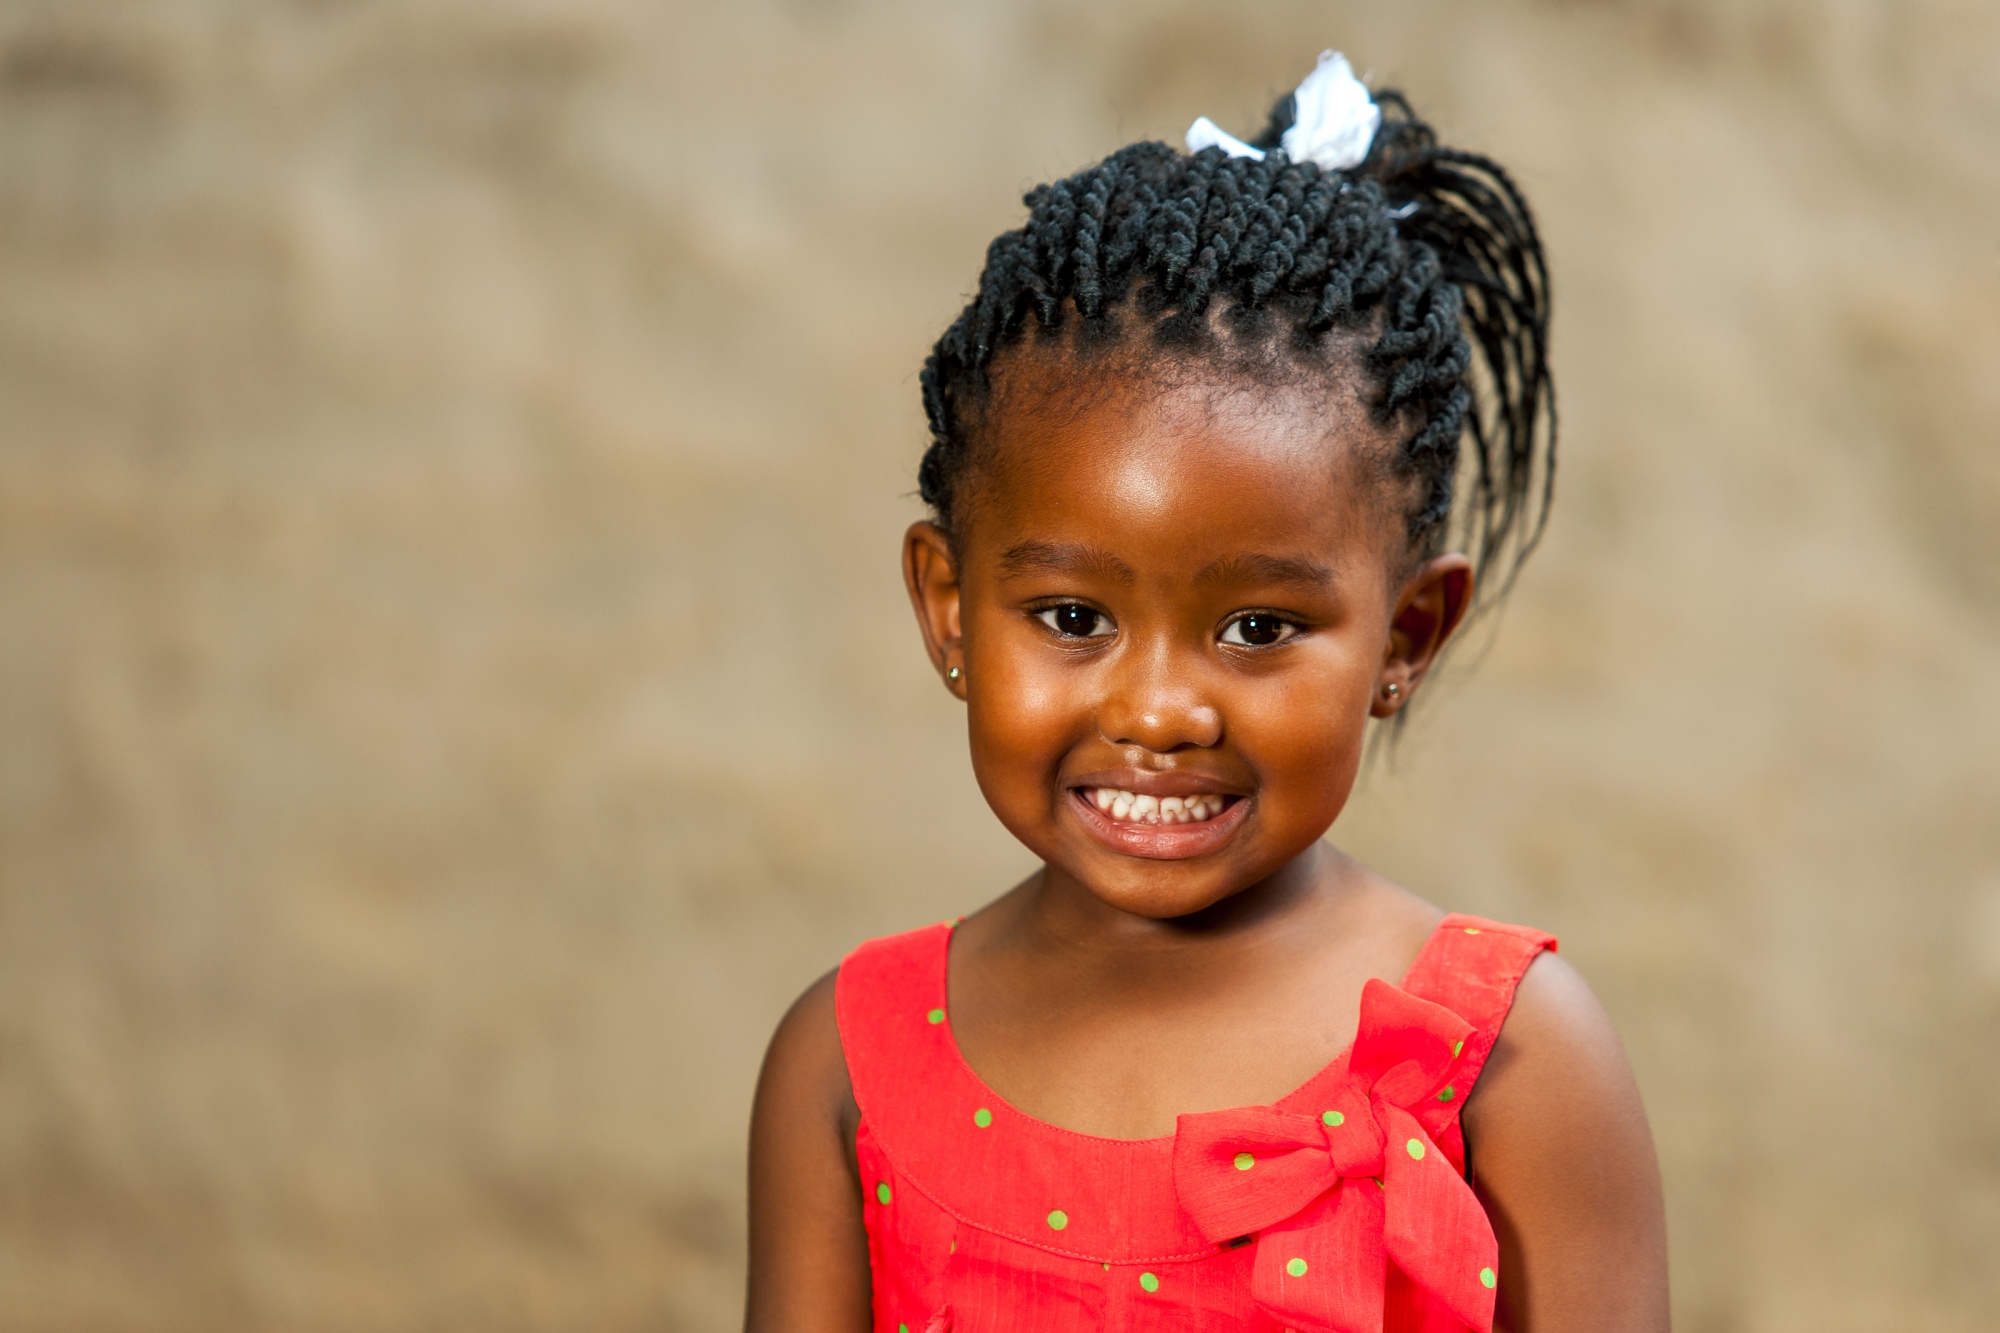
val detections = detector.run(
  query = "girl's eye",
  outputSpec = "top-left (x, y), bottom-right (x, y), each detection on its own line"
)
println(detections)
top-left (1036, 604), bottom-right (1113, 639)
top-left (1220, 613), bottom-right (1298, 647)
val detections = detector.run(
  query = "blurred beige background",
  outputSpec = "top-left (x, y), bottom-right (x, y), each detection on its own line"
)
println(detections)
top-left (3, 1), bottom-right (1997, 1329)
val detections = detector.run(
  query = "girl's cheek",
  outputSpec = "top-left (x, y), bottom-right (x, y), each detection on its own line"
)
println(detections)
top-left (974, 675), bottom-right (1079, 771)
top-left (965, 637), bottom-right (1084, 770)
top-left (1236, 658), bottom-right (1371, 789)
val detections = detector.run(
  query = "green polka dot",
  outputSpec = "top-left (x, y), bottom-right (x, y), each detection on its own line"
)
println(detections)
top-left (1321, 1110), bottom-right (1344, 1127)
top-left (1233, 1152), bottom-right (1255, 1171)
top-left (973, 1107), bottom-right (992, 1128)
top-left (1480, 1267), bottom-right (1497, 1289)
top-left (926, 1008), bottom-right (945, 1024)
top-left (1436, 1084), bottom-right (1455, 1102)
top-left (899, 1325), bottom-right (909, 1333)
top-left (1452, 1039), bottom-right (1464, 1058)
top-left (1101, 1262), bottom-right (1109, 1271)
top-left (1286, 1257), bottom-right (1308, 1278)
top-left (1047, 1209), bottom-right (1068, 1231)
top-left (1463, 926), bottom-right (1482, 934)
top-left (1139, 1271), bottom-right (1160, 1293)
top-left (1406, 1138), bottom-right (1426, 1161)
top-left (876, 1181), bottom-right (892, 1205)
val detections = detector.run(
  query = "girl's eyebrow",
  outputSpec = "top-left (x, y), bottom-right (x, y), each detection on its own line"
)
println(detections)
top-left (997, 540), bottom-right (1137, 584)
top-left (1194, 553), bottom-right (1335, 591)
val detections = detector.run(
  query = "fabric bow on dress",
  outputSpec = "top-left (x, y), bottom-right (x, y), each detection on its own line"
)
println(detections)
top-left (1172, 980), bottom-right (1499, 1333)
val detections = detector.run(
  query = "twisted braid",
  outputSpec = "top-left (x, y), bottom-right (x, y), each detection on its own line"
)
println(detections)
top-left (919, 86), bottom-right (1554, 607)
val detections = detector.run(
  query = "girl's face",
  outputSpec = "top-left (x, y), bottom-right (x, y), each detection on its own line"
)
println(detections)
top-left (904, 363), bottom-right (1471, 921)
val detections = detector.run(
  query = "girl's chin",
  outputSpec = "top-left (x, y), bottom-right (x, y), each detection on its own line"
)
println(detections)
top-left (1065, 786), bottom-right (1253, 861)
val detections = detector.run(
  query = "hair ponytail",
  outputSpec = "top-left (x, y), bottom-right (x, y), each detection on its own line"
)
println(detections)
top-left (1361, 92), bottom-right (1555, 602)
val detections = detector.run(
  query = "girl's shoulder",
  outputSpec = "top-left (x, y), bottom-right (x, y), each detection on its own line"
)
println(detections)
top-left (1455, 942), bottom-right (1670, 1326)
top-left (1361, 889), bottom-right (1666, 1325)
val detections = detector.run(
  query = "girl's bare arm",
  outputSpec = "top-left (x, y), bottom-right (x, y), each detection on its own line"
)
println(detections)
top-left (1466, 954), bottom-right (1670, 1333)
top-left (745, 971), bottom-right (872, 1333)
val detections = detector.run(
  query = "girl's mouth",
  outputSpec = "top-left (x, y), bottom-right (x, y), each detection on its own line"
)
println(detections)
top-left (1079, 786), bottom-right (1234, 825)
top-left (1068, 786), bottom-right (1250, 860)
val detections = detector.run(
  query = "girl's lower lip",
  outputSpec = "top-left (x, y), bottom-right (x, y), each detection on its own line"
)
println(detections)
top-left (1067, 788), bottom-right (1251, 861)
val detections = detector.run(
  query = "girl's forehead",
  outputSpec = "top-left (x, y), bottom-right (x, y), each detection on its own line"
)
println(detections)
top-left (969, 372), bottom-right (1391, 559)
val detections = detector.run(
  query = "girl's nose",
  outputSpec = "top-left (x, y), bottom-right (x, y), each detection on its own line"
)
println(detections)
top-left (1098, 651), bottom-right (1223, 753)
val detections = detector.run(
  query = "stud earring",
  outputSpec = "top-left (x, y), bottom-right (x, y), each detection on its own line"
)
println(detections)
top-left (947, 667), bottom-right (961, 681)
top-left (1383, 682), bottom-right (1401, 700)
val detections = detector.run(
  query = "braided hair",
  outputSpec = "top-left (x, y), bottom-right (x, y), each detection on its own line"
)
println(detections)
top-left (918, 86), bottom-right (1554, 609)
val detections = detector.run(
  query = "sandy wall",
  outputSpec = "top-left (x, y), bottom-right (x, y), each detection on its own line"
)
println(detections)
top-left (2, 1), bottom-right (1997, 1329)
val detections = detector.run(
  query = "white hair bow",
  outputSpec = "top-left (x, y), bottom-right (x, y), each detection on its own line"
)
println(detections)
top-left (1185, 51), bottom-right (1380, 172)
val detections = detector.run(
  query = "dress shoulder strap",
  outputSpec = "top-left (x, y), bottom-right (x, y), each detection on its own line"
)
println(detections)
top-left (1401, 912), bottom-right (1557, 1094)
top-left (835, 921), bottom-right (954, 1125)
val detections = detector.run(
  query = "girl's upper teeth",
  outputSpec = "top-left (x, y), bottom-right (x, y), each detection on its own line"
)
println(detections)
top-left (1085, 788), bottom-right (1226, 824)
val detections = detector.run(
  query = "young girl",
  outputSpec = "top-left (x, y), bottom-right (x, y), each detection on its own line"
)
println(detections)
top-left (747, 52), bottom-right (1668, 1333)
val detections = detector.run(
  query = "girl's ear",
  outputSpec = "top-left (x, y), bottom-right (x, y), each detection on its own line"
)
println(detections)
top-left (1374, 553), bottom-right (1474, 718)
top-left (903, 522), bottom-right (968, 699)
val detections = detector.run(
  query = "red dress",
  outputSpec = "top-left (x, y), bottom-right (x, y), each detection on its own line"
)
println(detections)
top-left (835, 913), bottom-right (1555, 1333)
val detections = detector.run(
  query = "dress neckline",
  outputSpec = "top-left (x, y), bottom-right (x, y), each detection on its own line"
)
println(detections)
top-left (835, 910), bottom-right (1552, 1264)
top-left (935, 913), bottom-right (1451, 1148)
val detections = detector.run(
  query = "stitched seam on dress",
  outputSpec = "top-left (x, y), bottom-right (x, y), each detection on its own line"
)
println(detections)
top-left (865, 1129), bottom-right (1222, 1266)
